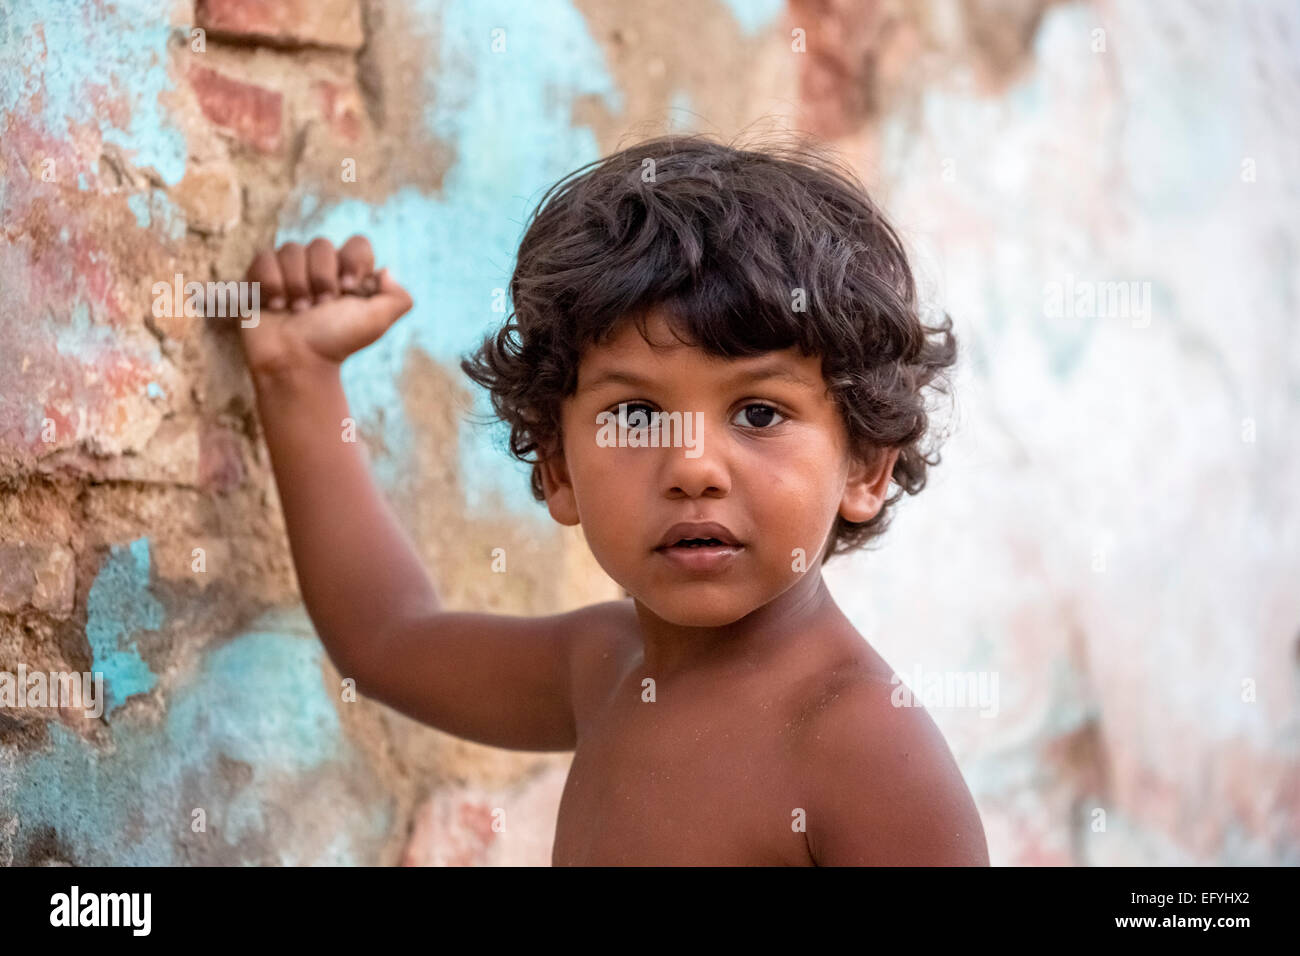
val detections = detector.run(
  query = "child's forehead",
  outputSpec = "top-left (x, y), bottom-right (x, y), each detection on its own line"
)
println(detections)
top-left (569, 307), bottom-right (830, 401)
top-left (576, 328), bottom-right (825, 394)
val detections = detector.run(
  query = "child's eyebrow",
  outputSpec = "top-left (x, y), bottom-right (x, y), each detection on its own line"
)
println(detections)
top-left (579, 362), bottom-right (820, 394)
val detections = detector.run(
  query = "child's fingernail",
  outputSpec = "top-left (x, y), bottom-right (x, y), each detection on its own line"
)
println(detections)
top-left (339, 273), bottom-right (356, 290)
top-left (269, 296), bottom-right (286, 310)
top-left (291, 297), bottom-right (310, 312)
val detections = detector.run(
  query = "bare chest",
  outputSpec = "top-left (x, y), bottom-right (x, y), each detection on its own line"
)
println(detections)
top-left (551, 689), bottom-right (814, 866)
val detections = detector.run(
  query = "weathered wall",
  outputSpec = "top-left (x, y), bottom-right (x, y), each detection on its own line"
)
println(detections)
top-left (2, 0), bottom-right (1296, 865)
top-left (812, 0), bottom-right (1300, 864)
top-left (0, 0), bottom-right (635, 866)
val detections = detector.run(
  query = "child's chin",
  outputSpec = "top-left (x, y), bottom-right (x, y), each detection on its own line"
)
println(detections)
top-left (637, 592), bottom-right (753, 628)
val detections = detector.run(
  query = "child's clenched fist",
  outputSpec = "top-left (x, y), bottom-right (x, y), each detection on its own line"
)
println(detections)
top-left (240, 234), bottom-right (413, 377)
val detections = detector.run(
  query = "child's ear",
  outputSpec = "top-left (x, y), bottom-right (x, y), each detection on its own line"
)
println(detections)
top-left (839, 446), bottom-right (901, 524)
top-left (538, 451), bottom-right (580, 527)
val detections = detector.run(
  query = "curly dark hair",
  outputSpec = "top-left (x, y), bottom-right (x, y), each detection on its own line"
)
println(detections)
top-left (460, 131), bottom-right (957, 565)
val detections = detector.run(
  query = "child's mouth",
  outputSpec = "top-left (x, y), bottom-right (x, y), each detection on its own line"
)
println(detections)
top-left (655, 538), bottom-right (744, 572)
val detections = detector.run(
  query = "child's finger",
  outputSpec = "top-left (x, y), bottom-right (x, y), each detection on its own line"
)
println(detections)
top-left (338, 235), bottom-right (374, 291)
top-left (307, 238), bottom-right (339, 302)
top-left (277, 242), bottom-right (311, 311)
top-left (247, 250), bottom-right (287, 310)
top-left (350, 269), bottom-right (413, 347)
top-left (374, 268), bottom-right (413, 315)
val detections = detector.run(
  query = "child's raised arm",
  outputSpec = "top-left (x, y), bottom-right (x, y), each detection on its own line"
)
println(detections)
top-left (240, 236), bottom-right (582, 752)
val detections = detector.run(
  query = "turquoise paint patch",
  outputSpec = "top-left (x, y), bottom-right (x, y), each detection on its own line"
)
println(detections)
top-left (153, 190), bottom-right (187, 240)
top-left (169, 625), bottom-right (343, 772)
top-left (127, 192), bottom-right (151, 228)
top-left (85, 537), bottom-right (163, 714)
top-left (720, 0), bottom-right (785, 36)
top-left (165, 622), bottom-right (346, 846)
top-left (297, 192), bottom-right (320, 221)
top-left (668, 89), bottom-right (696, 131)
top-left (52, 297), bottom-right (164, 363)
top-left (7, 611), bottom-right (386, 865)
top-left (125, 189), bottom-right (187, 239)
top-left (45, 295), bottom-right (167, 444)
top-left (277, 0), bottom-right (620, 519)
top-left (0, 0), bottom-right (187, 185)
top-left (53, 299), bottom-right (96, 355)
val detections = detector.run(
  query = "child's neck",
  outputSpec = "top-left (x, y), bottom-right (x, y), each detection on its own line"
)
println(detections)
top-left (630, 571), bottom-right (848, 682)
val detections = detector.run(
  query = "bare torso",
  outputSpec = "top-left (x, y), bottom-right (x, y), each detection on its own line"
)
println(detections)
top-left (551, 598), bottom-right (896, 865)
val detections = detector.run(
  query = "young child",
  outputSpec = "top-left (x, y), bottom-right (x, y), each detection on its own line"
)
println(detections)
top-left (239, 133), bottom-right (988, 866)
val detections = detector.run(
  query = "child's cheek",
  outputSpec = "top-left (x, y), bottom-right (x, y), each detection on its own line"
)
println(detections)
top-left (752, 470), bottom-right (828, 568)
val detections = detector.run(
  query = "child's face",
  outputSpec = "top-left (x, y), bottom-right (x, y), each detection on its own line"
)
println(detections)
top-left (540, 308), bottom-right (896, 627)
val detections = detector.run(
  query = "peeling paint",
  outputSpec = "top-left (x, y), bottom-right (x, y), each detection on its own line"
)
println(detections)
top-left (719, 0), bottom-right (785, 37)
top-left (0, 0), bottom-right (188, 186)
top-left (278, 0), bottom-right (620, 515)
top-left (86, 537), bottom-right (162, 714)
top-left (7, 610), bottom-right (390, 865)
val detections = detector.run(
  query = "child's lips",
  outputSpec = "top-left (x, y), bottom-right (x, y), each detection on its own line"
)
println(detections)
top-left (653, 520), bottom-right (742, 550)
top-left (654, 542), bottom-right (744, 573)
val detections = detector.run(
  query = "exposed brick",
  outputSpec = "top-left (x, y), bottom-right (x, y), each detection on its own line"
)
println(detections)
top-left (0, 545), bottom-right (31, 612)
top-left (197, 0), bottom-right (364, 51)
top-left (189, 65), bottom-right (283, 155)
top-left (94, 417), bottom-right (200, 486)
top-left (198, 424), bottom-right (246, 494)
top-left (312, 80), bottom-right (363, 142)
top-left (171, 160), bottom-right (241, 235)
top-left (0, 543), bottom-right (75, 617)
top-left (31, 545), bottom-right (74, 616)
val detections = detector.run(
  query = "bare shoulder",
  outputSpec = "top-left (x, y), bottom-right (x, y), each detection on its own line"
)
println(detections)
top-left (560, 598), bottom-right (641, 728)
top-left (797, 669), bottom-right (990, 866)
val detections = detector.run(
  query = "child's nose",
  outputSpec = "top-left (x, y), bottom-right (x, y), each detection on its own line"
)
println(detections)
top-left (661, 433), bottom-right (731, 499)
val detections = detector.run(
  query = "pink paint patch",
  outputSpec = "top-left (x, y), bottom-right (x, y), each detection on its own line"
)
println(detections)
top-left (0, 112), bottom-right (177, 474)
top-left (398, 766), bottom-right (569, 866)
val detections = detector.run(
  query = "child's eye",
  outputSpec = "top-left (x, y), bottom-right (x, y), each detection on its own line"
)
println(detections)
top-left (615, 402), bottom-right (656, 427)
top-left (732, 403), bottom-right (785, 429)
